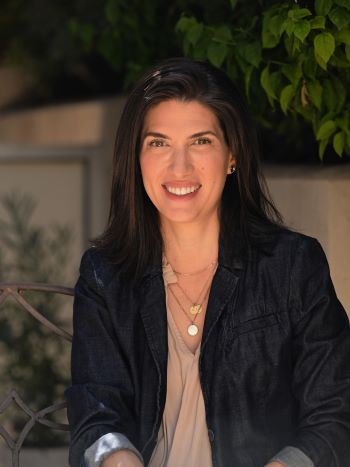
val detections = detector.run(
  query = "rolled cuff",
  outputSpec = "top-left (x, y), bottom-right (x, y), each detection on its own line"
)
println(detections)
top-left (269, 445), bottom-right (315, 467)
top-left (83, 432), bottom-right (144, 467)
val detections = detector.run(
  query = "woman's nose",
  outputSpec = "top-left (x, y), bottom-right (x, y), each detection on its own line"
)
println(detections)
top-left (169, 146), bottom-right (193, 176)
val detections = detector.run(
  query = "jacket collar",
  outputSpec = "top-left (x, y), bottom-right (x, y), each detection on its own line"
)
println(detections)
top-left (140, 229), bottom-right (246, 282)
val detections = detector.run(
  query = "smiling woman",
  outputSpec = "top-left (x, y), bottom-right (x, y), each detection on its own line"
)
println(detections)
top-left (140, 100), bottom-right (234, 227)
top-left (65, 58), bottom-right (350, 467)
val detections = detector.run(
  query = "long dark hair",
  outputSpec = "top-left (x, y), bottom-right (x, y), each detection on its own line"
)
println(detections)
top-left (91, 57), bottom-right (283, 279)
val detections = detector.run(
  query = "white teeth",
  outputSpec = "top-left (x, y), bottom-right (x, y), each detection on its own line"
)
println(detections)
top-left (165, 185), bottom-right (200, 196)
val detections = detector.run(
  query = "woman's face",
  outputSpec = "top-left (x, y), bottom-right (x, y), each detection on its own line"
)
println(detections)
top-left (139, 99), bottom-right (235, 226)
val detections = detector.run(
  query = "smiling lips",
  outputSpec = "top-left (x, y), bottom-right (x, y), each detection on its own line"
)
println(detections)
top-left (163, 184), bottom-right (201, 196)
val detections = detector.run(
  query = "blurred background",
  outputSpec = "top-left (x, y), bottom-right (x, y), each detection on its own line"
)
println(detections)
top-left (0, 0), bottom-right (349, 465)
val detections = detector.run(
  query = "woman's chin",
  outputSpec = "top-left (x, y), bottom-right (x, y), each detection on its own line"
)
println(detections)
top-left (159, 208), bottom-right (217, 227)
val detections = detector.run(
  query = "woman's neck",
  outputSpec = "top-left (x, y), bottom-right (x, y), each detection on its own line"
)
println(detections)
top-left (161, 216), bottom-right (219, 275)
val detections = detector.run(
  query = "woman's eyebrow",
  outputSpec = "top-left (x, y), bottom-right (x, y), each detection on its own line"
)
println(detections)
top-left (142, 131), bottom-right (169, 140)
top-left (190, 130), bottom-right (218, 138)
top-left (142, 130), bottom-right (218, 140)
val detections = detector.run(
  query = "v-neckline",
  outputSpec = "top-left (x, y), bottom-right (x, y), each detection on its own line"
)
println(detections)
top-left (166, 298), bottom-right (201, 357)
top-left (162, 255), bottom-right (202, 357)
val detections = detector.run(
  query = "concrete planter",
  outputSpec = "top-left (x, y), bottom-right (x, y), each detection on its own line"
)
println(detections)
top-left (0, 446), bottom-right (68, 467)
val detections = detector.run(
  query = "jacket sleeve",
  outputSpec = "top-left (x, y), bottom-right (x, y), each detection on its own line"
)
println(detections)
top-left (65, 249), bottom-right (143, 467)
top-left (287, 236), bottom-right (350, 467)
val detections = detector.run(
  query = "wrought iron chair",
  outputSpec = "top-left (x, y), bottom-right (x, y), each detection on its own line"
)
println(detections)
top-left (0, 282), bottom-right (73, 467)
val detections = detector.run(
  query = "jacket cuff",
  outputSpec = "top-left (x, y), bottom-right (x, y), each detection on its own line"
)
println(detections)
top-left (83, 432), bottom-right (144, 466)
top-left (268, 446), bottom-right (315, 467)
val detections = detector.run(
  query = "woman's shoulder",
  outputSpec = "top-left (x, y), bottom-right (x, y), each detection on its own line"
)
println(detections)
top-left (268, 227), bottom-right (327, 266)
top-left (77, 246), bottom-right (124, 290)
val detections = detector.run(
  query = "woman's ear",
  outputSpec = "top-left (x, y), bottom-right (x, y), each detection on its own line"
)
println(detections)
top-left (227, 153), bottom-right (236, 175)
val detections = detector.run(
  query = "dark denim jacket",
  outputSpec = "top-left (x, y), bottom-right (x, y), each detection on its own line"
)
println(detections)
top-left (65, 229), bottom-right (350, 467)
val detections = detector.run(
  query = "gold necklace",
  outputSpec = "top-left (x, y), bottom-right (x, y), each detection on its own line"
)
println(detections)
top-left (167, 263), bottom-right (217, 336)
top-left (174, 262), bottom-right (217, 316)
top-left (168, 282), bottom-right (212, 336)
top-left (173, 260), bottom-right (217, 277)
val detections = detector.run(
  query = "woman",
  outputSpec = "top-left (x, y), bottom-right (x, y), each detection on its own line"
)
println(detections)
top-left (65, 58), bottom-right (350, 467)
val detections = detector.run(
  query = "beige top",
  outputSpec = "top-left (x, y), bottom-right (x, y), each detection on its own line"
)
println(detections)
top-left (147, 262), bottom-right (213, 467)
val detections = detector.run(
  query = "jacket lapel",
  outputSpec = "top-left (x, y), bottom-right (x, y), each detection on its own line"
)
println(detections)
top-left (201, 265), bottom-right (241, 351)
top-left (200, 232), bottom-right (245, 351)
top-left (138, 273), bottom-right (168, 379)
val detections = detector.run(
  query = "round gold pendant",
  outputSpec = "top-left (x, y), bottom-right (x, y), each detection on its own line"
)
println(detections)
top-left (190, 304), bottom-right (202, 315)
top-left (188, 324), bottom-right (198, 336)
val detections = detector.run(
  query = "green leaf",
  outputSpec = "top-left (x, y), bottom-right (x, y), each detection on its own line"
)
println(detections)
top-left (303, 51), bottom-right (318, 77)
top-left (191, 30), bottom-right (213, 61)
top-left (323, 79), bottom-right (337, 112)
top-left (281, 61), bottom-right (303, 85)
top-left (288, 8), bottom-right (312, 21)
top-left (285, 18), bottom-right (295, 37)
top-left (213, 25), bottom-right (232, 43)
top-left (307, 80), bottom-right (323, 110)
top-left (280, 84), bottom-right (295, 114)
top-left (68, 19), bottom-right (79, 36)
top-left (346, 44), bottom-right (350, 60)
top-left (314, 32), bottom-right (335, 64)
top-left (294, 20), bottom-right (311, 42)
top-left (329, 51), bottom-right (350, 68)
top-left (261, 67), bottom-right (283, 106)
top-left (316, 120), bottom-right (337, 140)
top-left (329, 7), bottom-right (350, 30)
top-left (227, 63), bottom-right (239, 82)
top-left (76, 23), bottom-right (96, 52)
top-left (333, 131), bottom-right (345, 156)
top-left (260, 66), bottom-right (276, 105)
top-left (262, 30), bottom-right (280, 48)
top-left (105, 0), bottom-right (120, 25)
top-left (262, 31), bottom-right (277, 48)
top-left (318, 138), bottom-right (329, 160)
top-left (229, 0), bottom-right (238, 10)
top-left (208, 41), bottom-right (228, 67)
top-left (315, 52), bottom-right (328, 70)
top-left (334, 0), bottom-right (350, 11)
top-left (188, 22), bottom-right (203, 46)
top-left (176, 16), bottom-right (197, 34)
top-left (270, 71), bottom-right (283, 97)
top-left (244, 66), bottom-right (254, 98)
top-left (310, 16), bottom-right (326, 29)
top-left (262, 12), bottom-right (285, 48)
top-left (239, 41), bottom-right (262, 68)
top-left (335, 111), bottom-right (350, 133)
top-left (269, 15), bottom-right (286, 38)
top-left (335, 28), bottom-right (350, 46)
top-left (315, 0), bottom-right (332, 16)
top-left (292, 36), bottom-right (302, 54)
top-left (331, 76), bottom-right (347, 112)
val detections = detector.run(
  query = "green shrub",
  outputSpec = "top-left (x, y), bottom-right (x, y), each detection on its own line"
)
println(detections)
top-left (176, 0), bottom-right (350, 159)
top-left (0, 192), bottom-right (73, 447)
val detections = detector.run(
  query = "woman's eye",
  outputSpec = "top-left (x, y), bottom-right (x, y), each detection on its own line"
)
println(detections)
top-left (194, 137), bottom-right (212, 145)
top-left (149, 139), bottom-right (166, 147)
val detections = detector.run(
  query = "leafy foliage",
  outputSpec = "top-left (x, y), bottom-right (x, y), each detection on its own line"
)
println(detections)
top-left (0, 0), bottom-right (182, 98)
top-left (0, 192), bottom-right (73, 446)
top-left (68, 0), bottom-right (182, 89)
top-left (175, 0), bottom-right (350, 159)
top-left (2, 0), bottom-right (349, 161)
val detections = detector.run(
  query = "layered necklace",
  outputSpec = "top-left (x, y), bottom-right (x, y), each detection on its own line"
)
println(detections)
top-left (167, 260), bottom-right (217, 336)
